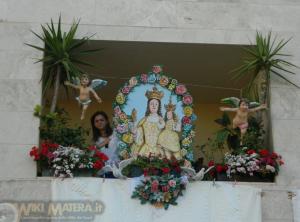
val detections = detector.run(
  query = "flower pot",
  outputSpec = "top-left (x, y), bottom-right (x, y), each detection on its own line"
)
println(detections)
top-left (231, 173), bottom-right (275, 182)
top-left (42, 169), bottom-right (53, 177)
top-left (74, 169), bottom-right (93, 177)
top-left (129, 166), bottom-right (143, 178)
top-left (216, 172), bottom-right (231, 181)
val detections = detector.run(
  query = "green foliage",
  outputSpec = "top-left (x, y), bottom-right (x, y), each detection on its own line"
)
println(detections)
top-left (200, 113), bottom-right (265, 158)
top-left (26, 16), bottom-right (101, 111)
top-left (34, 105), bottom-right (88, 148)
top-left (232, 31), bottom-right (298, 98)
top-left (122, 156), bottom-right (183, 178)
top-left (242, 116), bottom-right (265, 151)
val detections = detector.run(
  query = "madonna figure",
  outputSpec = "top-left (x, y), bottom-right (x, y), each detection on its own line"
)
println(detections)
top-left (131, 87), bottom-right (165, 157)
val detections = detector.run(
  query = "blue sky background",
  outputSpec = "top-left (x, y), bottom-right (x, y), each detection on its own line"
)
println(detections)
top-left (123, 84), bottom-right (184, 121)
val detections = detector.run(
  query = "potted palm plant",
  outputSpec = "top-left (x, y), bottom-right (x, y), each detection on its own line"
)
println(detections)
top-left (232, 31), bottom-right (298, 103)
top-left (26, 16), bottom-right (100, 112)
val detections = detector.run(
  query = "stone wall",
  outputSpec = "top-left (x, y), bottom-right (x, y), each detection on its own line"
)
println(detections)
top-left (0, 1), bottom-right (300, 221)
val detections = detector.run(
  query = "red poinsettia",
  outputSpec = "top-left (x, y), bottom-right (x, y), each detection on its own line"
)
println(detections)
top-left (216, 164), bottom-right (228, 173)
top-left (259, 149), bottom-right (269, 157)
top-left (29, 146), bottom-right (40, 160)
top-left (247, 149), bottom-right (256, 155)
top-left (162, 167), bottom-right (171, 174)
top-left (93, 160), bottom-right (104, 170)
top-left (94, 150), bottom-right (109, 161)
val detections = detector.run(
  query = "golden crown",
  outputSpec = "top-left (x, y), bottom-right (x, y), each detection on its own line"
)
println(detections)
top-left (145, 87), bottom-right (164, 100)
top-left (165, 99), bottom-right (176, 111)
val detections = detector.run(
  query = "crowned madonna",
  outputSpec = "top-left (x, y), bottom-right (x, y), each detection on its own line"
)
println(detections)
top-left (131, 87), bottom-right (182, 159)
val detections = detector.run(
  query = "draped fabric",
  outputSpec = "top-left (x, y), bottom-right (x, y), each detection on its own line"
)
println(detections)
top-left (52, 178), bottom-right (261, 222)
top-left (293, 190), bottom-right (300, 222)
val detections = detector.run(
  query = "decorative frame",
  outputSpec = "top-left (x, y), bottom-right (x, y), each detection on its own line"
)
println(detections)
top-left (112, 65), bottom-right (196, 161)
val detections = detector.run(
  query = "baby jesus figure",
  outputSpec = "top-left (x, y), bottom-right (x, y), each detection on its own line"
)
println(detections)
top-left (65, 74), bottom-right (107, 120)
top-left (220, 98), bottom-right (267, 145)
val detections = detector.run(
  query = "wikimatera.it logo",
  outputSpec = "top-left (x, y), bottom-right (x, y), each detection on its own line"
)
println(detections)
top-left (0, 200), bottom-right (105, 221)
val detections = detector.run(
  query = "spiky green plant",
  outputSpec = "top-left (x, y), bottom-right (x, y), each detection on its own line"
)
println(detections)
top-left (232, 31), bottom-right (298, 102)
top-left (26, 16), bottom-right (100, 112)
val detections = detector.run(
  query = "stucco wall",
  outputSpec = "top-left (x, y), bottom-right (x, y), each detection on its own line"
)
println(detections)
top-left (0, 1), bottom-right (300, 221)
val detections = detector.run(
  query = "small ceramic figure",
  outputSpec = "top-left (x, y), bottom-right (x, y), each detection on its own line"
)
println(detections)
top-left (219, 97), bottom-right (267, 145)
top-left (65, 74), bottom-right (107, 120)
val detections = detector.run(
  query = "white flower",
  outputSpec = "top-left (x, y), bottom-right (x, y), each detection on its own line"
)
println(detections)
top-left (266, 165), bottom-right (275, 173)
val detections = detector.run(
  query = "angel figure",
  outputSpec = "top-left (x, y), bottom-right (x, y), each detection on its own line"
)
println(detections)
top-left (64, 74), bottom-right (107, 120)
top-left (219, 97), bottom-right (267, 145)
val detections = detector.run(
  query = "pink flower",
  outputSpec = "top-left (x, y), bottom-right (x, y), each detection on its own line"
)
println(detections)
top-left (183, 95), bottom-right (193, 105)
top-left (140, 74), bottom-right (148, 83)
top-left (114, 106), bottom-right (122, 115)
top-left (152, 65), bottom-right (162, 74)
top-left (121, 86), bottom-right (131, 94)
top-left (175, 84), bottom-right (187, 95)
top-left (168, 179), bottom-right (176, 187)
top-left (151, 180), bottom-right (159, 193)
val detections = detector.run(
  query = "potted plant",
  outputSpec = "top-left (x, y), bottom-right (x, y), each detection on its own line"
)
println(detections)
top-left (26, 16), bottom-right (100, 112)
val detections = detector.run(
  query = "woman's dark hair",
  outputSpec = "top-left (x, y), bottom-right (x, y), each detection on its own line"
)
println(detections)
top-left (90, 111), bottom-right (113, 142)
top-left (145, 98), bottom-right (162, 117)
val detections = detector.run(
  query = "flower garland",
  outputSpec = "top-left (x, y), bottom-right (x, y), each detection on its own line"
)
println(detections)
top-left (131, 174), bottom-right (188, 209)
top-left (113, 65), bottom-right (196, 161)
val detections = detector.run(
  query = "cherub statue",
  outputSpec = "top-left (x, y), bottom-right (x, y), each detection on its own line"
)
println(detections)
top-left (219, 97), bottom-right (267, 145)
top-left (64, 74), bottom-right (107, 120)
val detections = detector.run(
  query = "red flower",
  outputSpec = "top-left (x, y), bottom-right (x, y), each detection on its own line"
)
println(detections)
top-left (247, 149), bottom-right (256, 155)
top-left (49, 143), bottom-right (59, 149)
top-left (174, 166), bottom-right (181, 173)
top-left (161, 185), bottom-right (169, 192)
top-left (208, 160), bottom-right (215, 167)
top-left (143, 168), bottom-right (149, 177)
top-left (271, 152), bottom-right (278, 159)
top-left (29, 146), bottom-right (40, 161)
top-left (182, 116), bottom-right (192, 125)
top-left (161, 167), bottom-right (170, 174)
top-left (93, 160), bottom-right (104, 170)
top-left (216, 164), bottom-right (225, 173)
top-left (88, 145), bottom-right (96, 151)
top-left (40, 146), bottom-right (48, 156)
top-left (279, 160), bottom-right (284, 165)
top-left (94, 151), bottom-right (109, 161)
top-left (151, 180), bottom-right (159, 193)
top-left (259, 149), bottom-right (269, 157)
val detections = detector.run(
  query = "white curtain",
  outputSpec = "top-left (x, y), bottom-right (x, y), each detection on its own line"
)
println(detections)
top-left (293, 190), bottom-right (300, 222)
top-left (52, 178), bottom-right (262, 222)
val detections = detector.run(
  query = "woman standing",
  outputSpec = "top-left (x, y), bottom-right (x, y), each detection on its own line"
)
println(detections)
top-left (90, 111), bottom-right (119, 165)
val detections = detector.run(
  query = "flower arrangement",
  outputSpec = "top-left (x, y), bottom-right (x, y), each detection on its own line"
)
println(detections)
top-left (122, 155), bottom-right (184, 178)
top-left (51, 145), bottom-right (84, 178)
top-left (224, 148), bottom-right (284, 179)
top-left (224, 152), bottom-right (260, 178)
top-left (131, 174), bottom-right (187, 210)
top-left (29, 142), bottom-right (59, 167)
top-left (29, 144), bottom-right (108, 177)
top-left (113, 65), bottom-right (196, 161)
